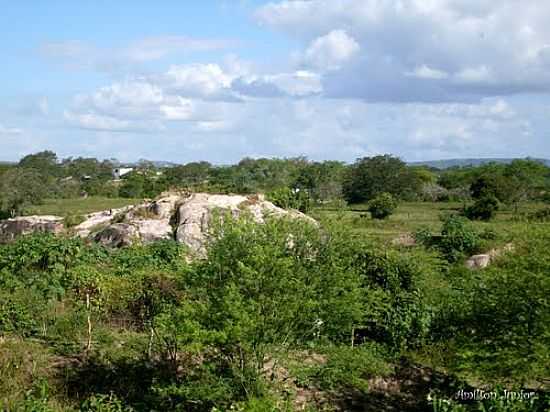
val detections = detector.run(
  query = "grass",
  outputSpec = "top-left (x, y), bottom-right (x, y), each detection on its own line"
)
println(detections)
top-left (26, 197), bottom-right (140, 217)
top-left (311, 201), bottom-right (549, 242)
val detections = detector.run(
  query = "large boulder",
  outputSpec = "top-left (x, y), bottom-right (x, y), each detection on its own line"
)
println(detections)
top-left (0, 216), bottom-right (64, 243)
top-left (175, 193), bottom-right (316, 254)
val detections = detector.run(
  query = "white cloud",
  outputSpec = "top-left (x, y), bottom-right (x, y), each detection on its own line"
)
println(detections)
top-left (406, 65), bottom-right (449, 80)
top-left (454, 65), bottom-right (493, 83)
top-left (156, 63), bottom-right (236, 100)
top-left (302, 29), bottom-right (360, 71)
top-left (256, 0), bottom-right (550, 102)
top-left (261, 71), bottom-right (323, 96)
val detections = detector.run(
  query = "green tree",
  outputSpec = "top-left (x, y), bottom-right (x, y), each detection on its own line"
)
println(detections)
top-left (343, 155), bottom-right (422, 203)
top-left (0, 168), bottom-right (50, 217)
top-left (367, 192), bottom-right (398, 219)
top-left (18, 151), bottom-right (60, 177)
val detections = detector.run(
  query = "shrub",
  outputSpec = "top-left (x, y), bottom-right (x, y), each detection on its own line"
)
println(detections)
top-left (266, 187), bottom-right (312, 213)
top-left (439, 215), bottom-right (481, 262)
top-left (305, 344), bottom-right (391, 393)
top-left (528, 207), bottom-right (550, 222)
top-left (464, 194), bottom-right (499, 221)
top-left (367, 192), bottom-right (397, 219)
top-left (64, 213), bottom-right (86, 228)
top-left (416, 215), bottom-right (481, 263)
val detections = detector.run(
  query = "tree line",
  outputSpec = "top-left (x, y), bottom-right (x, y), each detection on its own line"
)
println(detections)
top-left (2, 150), bottom-right (550, 218)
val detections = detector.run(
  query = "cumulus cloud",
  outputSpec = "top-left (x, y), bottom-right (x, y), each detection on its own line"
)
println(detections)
top-left (65, 58), bottom-right (329, 133)
top-left (256, 0), bottom-right (550, 102)
top-left (302, 29), bottom-right (360, 71)
top-left (153, 63), bottom-right (237, 101)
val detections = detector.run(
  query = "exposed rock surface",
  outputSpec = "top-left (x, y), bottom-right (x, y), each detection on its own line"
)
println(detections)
top-left (465, 243), bottom-right (514, 269)
top-left (133, 219), bottom-right (173, 243)
top-left (93, 223), bottom-right (138, 248)
top-left (148, 195), bottom-right (181, 220)
top-left (0, 216), bottom-right (64, 243)
top-left (175, 193), bottom-right (316, 254)
top-left (74, 206), bottom-right (134, 238)
top-left (465, 254), bottom-right (491, 269)
top-left (0, 193), bottom-right (316, 251)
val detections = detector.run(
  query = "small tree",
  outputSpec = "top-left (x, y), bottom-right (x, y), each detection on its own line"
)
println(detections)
top-left (0, 168), bottom-right (49, 217)
top-left (367, 192), bottom-right (397, 219)
top-left (464, 194), bottom-right (499, 221)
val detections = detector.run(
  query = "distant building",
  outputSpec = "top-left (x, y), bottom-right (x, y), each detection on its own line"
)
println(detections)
top-left (112, 167), bottom-right (134, 180)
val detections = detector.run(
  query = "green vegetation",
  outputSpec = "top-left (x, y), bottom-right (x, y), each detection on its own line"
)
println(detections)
top-left (27, 197), bottom-right (140, 217)
top-left (1, 151), bottom-right (550, 410)
top-left (367, 192), bottom-right (398, 219)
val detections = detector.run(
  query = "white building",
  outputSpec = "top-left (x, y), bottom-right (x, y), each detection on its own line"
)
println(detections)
top-left (112, 167), bottom-right (134, 180)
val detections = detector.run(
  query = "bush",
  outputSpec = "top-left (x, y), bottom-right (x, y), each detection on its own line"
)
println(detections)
top-left (416, 215), bottom-right (481, 263)
top-left (464, 194), bottom-right (499, 221)
top-left (439, 215), bottom-right (481, 262)
top-left (64, 213), bottom-right (86, 228)
top-left (367, 192), bottom-right (397, 219)
top-left (266, 187), bottom-right (312, 213)
top-left (528, 207), bottom-right (550, 222)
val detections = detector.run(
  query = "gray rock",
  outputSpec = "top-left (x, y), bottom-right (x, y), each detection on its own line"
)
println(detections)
top-left (465, 243), bottom-right (514, 269)
top-left (149, 195), bottom-right (181, 219)
top-left (175, 193), bottom-right (316, 254)
top-left (0, 216), bottom-right (64, 243)
top-left (134, 219), bottom-right (173, 243)
top-left (74, 206), bottom-right (134, 238)
top-left (93, 223), bottom-right (138, 248)
top-left (465, 254), bottom-right (491, 269)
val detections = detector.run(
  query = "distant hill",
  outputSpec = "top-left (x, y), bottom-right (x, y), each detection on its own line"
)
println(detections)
top-left (408, 158), bottom-right (550, 169)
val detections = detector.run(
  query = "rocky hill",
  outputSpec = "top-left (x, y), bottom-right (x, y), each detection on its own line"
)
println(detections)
top-left (0, 193), bottom-right (316, 255)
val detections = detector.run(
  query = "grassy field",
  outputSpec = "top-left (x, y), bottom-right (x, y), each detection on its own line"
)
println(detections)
top-left (26, 196), bottom-right (140, 216)
top-left (311, 201), bottom-right (547, 242)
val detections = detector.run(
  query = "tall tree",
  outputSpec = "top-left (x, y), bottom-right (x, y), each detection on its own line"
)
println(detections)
top-left (343, 155), bottom-right (421, 203)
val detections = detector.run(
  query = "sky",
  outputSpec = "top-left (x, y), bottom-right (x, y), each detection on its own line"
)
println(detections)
top-left (1, 0), bottom-right (550, 164)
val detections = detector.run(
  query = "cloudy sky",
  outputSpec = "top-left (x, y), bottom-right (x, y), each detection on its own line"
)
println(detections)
top-left (1, 0), bottom-right (550, 163)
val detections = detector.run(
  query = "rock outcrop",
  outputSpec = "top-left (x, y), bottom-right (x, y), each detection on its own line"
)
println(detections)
top-left (465, 243), bottom-right (514, 269)
top-left (74, 206), bottom-right (134, 238)
top-left (175, 193), bottom-right (316, 254)
top-left (0, 193), bottom-right (316, 252)
top-left (93, 223), bottom-right (138, 248)
top-left (0, 216), bottom-right (64, 243)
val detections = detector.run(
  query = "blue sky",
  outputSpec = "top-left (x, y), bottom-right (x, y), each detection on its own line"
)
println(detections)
top-left (2, 0), bottom-right (550, 163)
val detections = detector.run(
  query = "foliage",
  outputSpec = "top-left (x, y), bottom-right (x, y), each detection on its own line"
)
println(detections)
top-left (464, 194), bottom-right (499, 221)
top-left (343, 155), bottom-right (422, 203)
top-left (415, 215), bottom-right (481, 262)
top-left (527, 206), bottom-right (550, 222)
top-left (0, 168), bottom-right (51, 216)
top-left (266, 187), bottom-right (312, 213)
top-left (305, 344), bottom-right (391, 393)
top-left (367, 192), bottom-right (397, 219)
top-left (64, 213), bottom-right (86, 228)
